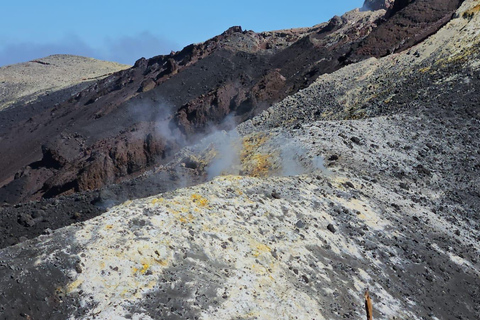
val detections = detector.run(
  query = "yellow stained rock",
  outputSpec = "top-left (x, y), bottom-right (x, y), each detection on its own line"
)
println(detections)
top-left (191, 194), bottom-right (209, 207)
top-left (66, 279), bottom-right (83, 293)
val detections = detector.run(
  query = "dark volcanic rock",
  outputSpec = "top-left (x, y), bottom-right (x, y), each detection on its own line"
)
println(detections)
top-left (350, 0), bottom-right (465, 59)
top-left (362, 0), bottom-right (394, 11)
top-left (327, 224), bottom-right (336, 233)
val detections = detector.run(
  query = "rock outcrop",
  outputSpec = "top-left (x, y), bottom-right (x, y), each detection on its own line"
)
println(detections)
top-left (351, 0), bottom-right (465, 60)
top-left (362, 0), bottom-right (394, 11)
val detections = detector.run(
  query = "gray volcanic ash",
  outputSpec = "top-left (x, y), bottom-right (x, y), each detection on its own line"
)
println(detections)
top-left (0, 0), bottom-right (479, 319)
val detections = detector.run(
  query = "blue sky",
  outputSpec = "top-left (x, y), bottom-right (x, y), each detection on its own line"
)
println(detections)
top-left (0, 0), bottom-right (364, 66)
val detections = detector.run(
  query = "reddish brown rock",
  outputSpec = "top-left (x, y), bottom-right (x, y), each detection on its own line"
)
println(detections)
top-left (351, 0), bottom-right (465, 59)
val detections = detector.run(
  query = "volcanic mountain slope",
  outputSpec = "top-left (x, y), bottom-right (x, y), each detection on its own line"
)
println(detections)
top-left (0, 0), bottom-right (479, 319)
top-left (0, 11), bottom-right (379, 204)
top-left (0, 0), bottom-right (465, 249)
top-left (0, 0), bottom-right (463, 209)
top-left (0, 54), bottom-right (129, 111)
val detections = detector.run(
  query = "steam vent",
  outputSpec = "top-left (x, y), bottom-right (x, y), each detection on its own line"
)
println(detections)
top-left (0, 0), bottom-right (479, 319)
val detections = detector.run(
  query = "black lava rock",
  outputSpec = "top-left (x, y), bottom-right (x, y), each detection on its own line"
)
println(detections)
top-left (327, 224), bottom-right (336, 233)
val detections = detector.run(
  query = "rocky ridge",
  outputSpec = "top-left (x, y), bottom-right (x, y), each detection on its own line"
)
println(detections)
top-left (362, 0), bottom-right (395, 11)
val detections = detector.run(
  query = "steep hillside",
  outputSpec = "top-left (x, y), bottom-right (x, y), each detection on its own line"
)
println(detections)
top-left (0, 0), bottom-right (478, 319)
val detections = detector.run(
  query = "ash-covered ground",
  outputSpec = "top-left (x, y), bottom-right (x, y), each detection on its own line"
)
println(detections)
top-left (0, 0), bottom-right (479, 319)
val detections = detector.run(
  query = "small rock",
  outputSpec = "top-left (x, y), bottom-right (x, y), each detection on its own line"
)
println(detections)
top-left (415, 164), bottom-right (431, 176)
top-left (328, 154), bottom-right (339, 161)
top-left (31, 210), bottom-right (45, 218)
top-left (301, 275), bottom-right (309, 283)
top-left (295, 220), bottom-right (306, 228)
top-left (271, 190), bottom-right (281, 199)
top-left (271, 249), bottom-right (278, 259)
top-left (350, 136), bottom-right (362, 145)
top-left (399, 182), bottom-right (409, 190)
top-left (17, 214), bottom-right (36, 227)
top-left (343, 181), bottom-right (355, 189)
top-left (327, 224), bottom-right (336, 233)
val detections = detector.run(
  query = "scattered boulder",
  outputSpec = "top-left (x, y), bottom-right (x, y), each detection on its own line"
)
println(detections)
top-left (350, 136), bottom-right (362, 145)
top-left (328, 154), bottom-right (339, 161)
top-left (343, 181), bottom-right (355, 189)
top-left (296, 220), bottom-right (306, 228)
top-left (271, 190), bottom-right (281, 199)
top-left (327, 224), bottom-right (336, 233)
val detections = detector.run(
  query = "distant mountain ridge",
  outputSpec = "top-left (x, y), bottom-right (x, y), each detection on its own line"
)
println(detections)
top-left (0, 55), bottom-right (129, 111)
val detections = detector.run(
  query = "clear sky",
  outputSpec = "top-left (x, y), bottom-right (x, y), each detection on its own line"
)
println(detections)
top-left (0, 0), bottom-right (365, 67)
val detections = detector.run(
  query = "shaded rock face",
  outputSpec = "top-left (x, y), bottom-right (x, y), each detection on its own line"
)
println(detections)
top-left (0, 0), bottom-right (465, 207)
top-left (362, 0), bottom-right (394, 11)
top-left (388, 0), bottom-right (414, 15)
